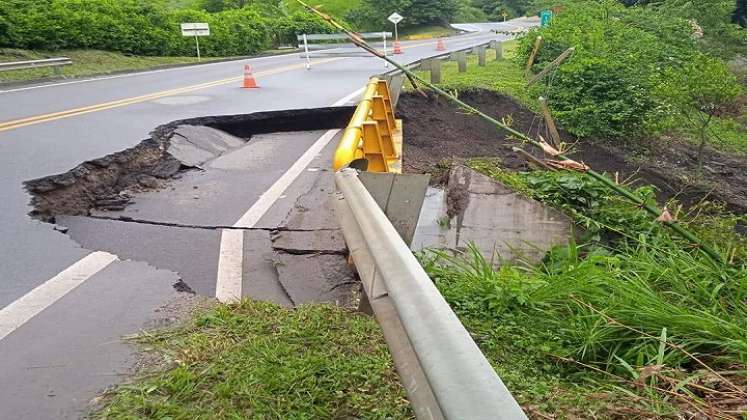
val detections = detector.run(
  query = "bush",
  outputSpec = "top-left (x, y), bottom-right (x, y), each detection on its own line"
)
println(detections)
top-left (516, 0), bottom-right (742, 141)
top-left (0, 0), bottom-right (333, 56)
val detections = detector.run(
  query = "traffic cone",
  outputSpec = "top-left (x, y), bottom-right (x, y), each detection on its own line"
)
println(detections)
top-left (242, 64), bottom-right (258, 89)
top-left (393, 40), bottom-right (403, 54)
top-left (436, 37), bottom-right (446, 51)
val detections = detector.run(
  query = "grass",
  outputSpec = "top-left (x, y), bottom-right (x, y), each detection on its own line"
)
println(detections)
top-left (95, 300), bottom-right (413, 419)
top-left (418, 160), bottom-right (747, 417)
top-left (410, 39), bottom-right (538, 108)
top-left (399, 25), bottom-right (457, 40)
top-left (0, 49), bottom-right (234, 84)
top-left (282, 0), bottom-right (361, 18)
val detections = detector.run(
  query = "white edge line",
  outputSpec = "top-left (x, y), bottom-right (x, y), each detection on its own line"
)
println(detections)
top-left (0, 251), bottom-right (118, 342)
top-left (214, 86), bottom-right (365, 303)
top-left (215, 230), bottom-right (244, 304)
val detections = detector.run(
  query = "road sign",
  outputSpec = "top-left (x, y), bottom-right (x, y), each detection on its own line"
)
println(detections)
top-left (388, 13), bottom-right (403, 44)
top-left (181, 23), bottom-right (210, 37)
top-left (540, 10), bottom-right (553, 27)
top-left (181, 23), bottom-right (210, 62)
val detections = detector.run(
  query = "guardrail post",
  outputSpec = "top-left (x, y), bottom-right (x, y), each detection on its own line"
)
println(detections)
top-left (429, 59), bottom-right (442, 84)
top-left (477, 47), bottom-right (486, 67)
top-left (454, 52), bottom-right (467, 73)
top-left (490, 40), bottom-right (503, 60)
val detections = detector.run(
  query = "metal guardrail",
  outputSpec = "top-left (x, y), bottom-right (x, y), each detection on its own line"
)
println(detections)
top-left (0, 57), bottom-right (72, 73)
top-left (332, 77), bottom-right (400, 173)
top-left (298, 32), bottom-right (391, 57)
top-left (334, 169), bottom-right (527, 420)
top-left (332, 48), bottom-right (527, 419)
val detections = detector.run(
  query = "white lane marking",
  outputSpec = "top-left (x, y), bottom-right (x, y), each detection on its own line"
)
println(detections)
top-left (0, 251), bottom-right (117, 342)
top-left (0, 53), bottom-right (301, 94)
top-left (215, 229), bottom-right (244, 303)
top-left (232, 128), bottom-right (341, 228)
top-left (214, 87), bottom-right (364, 303)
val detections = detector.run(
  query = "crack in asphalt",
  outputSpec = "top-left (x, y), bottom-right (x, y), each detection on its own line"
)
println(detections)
top-left (85, 214), bottom-right (340, 233)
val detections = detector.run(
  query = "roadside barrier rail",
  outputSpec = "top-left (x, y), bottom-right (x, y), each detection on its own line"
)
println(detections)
top-left (333, 52), bottom-right (527, 418)
top-left (298, 32), bottom-right (391, 58)
top-left (334, 169), bottom-right (527, 420)
top-left (332, 77), bottom-right (401, 173)
top-left (0, 57), bottom-right (72, 73)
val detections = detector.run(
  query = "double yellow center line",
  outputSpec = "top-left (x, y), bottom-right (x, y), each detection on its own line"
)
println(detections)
top-left (0, 34), bottom-right (494, 134)
top-left (0, 58), bottom-right (341, 133)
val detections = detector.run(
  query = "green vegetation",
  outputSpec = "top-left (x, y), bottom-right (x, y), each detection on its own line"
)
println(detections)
top-left (411, 40), bottom-right (537, 106)
top-left (399, 25), bottom-right (457, 40)
top-left (0, 49), bottom-right (236, 83)
top-left (519, 0), bottom-right (746, 152)
top-left (281, 0), bottom-right (362, 20)
top-left (97, 300), bottom-right (413, 419)
top-left (0, 0), bottom-right (332, 57)
top-left (421, 161), bottom-right (747, 417)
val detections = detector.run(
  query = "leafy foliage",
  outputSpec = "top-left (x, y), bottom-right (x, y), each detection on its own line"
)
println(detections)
top-left (348, 0), bottom-right (460, 30)
top-left (0, 0), bottom-right (332, 56)
top-left (517, 0), bottom-right (743, 141)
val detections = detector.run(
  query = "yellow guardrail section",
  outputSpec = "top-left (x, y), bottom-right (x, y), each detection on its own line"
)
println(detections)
top-left (333, 78), bottom-right (402, 173)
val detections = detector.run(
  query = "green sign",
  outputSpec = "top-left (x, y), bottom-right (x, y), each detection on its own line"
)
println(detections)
top-left (540, 10), bottom-right (553, 27)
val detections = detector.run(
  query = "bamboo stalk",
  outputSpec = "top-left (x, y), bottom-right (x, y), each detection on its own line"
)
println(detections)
top-left (527, 47), bottom-right (574, 86)
top-left (524, 36), bottom-right (543, 78)
top-left (293, 0), bottom-right (724, 265)
top-left (538, 97), bottom-right (561, 148)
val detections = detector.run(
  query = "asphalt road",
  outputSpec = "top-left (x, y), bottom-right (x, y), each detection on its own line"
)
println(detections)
top-left (0, 19), bottom-right (535, 419)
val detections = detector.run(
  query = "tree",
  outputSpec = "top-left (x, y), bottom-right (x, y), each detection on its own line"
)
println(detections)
top-left (734, 0), bottom-right (747, 27)
top-left (662, 57), bottom-right (742, 172)
top-left (350, 0), bottom-right (459, 29)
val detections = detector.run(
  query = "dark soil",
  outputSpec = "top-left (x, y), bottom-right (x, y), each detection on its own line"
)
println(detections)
top-left (398, 91), bottom-right (747, 213)
top-left (25, 106), bottom-right (355, 222)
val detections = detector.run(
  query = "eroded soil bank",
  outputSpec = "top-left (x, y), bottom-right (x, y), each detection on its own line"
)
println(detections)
top-left (398, 91), bottom-right (747, 214)
top-left (25, 107), bottom-right (354, 222)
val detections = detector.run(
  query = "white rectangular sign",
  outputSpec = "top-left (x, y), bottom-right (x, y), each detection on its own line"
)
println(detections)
top-left (388, 13), bottom-right (403, 25)
top-left (181, 23), bottom-right (210, 37)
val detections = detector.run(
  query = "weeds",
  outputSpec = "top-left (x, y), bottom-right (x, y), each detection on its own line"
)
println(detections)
top-left (96, 301), bottom-right (413, 419)
top-left (422, 162), bottom-right (747, 417)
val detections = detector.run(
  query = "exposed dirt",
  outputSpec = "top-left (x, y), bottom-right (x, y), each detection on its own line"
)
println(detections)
top-left (398, 91), bottom-right (747, 213)
top-left (25, 107), bottom-right (355, 222)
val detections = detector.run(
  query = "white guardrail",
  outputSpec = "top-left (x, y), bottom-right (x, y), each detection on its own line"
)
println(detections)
top-left (0, 57), bottom-right (72, 73)
top-left (334, 169), bottom-right (527, 420)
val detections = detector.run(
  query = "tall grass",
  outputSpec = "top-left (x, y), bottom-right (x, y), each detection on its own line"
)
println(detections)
top-left (423, 165), bottom-right (747, 414)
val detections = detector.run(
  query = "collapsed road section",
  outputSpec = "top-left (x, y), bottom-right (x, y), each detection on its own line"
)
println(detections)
top-left (23, 106), bottom-right (360, 305)
top-left (25, 107), bottom-right (354, 222)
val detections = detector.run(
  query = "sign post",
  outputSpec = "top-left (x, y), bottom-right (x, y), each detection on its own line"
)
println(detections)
top-left (181, 23), bottom-right (210, 62)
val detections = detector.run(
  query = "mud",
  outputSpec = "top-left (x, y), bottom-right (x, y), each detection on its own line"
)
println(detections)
top-left (25, 107), bottom-right (355, 222)
top-left (398, 91), bottom-right (747, 213)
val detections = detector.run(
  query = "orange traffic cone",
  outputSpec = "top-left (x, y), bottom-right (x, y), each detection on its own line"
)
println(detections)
top-left (436, 37), bottom-right (446, 52)
top-left (242, 64), bottom-right (258, 89)
top-left (393, 40), bottom-right (403, 54)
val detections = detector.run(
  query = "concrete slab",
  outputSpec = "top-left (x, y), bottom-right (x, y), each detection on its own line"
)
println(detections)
top-left (412, 166), bottom-right (572, 264)
top-left (272, 253), bottom-right (357, 306)
top-left (57, 215), bottom-right (221, 296)
top-left (270, 229), bottom-right (347, 254)
top-left (91, 130), bottom-right (329, 227)
top-left (241, 230), bottom-right (293, 306)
